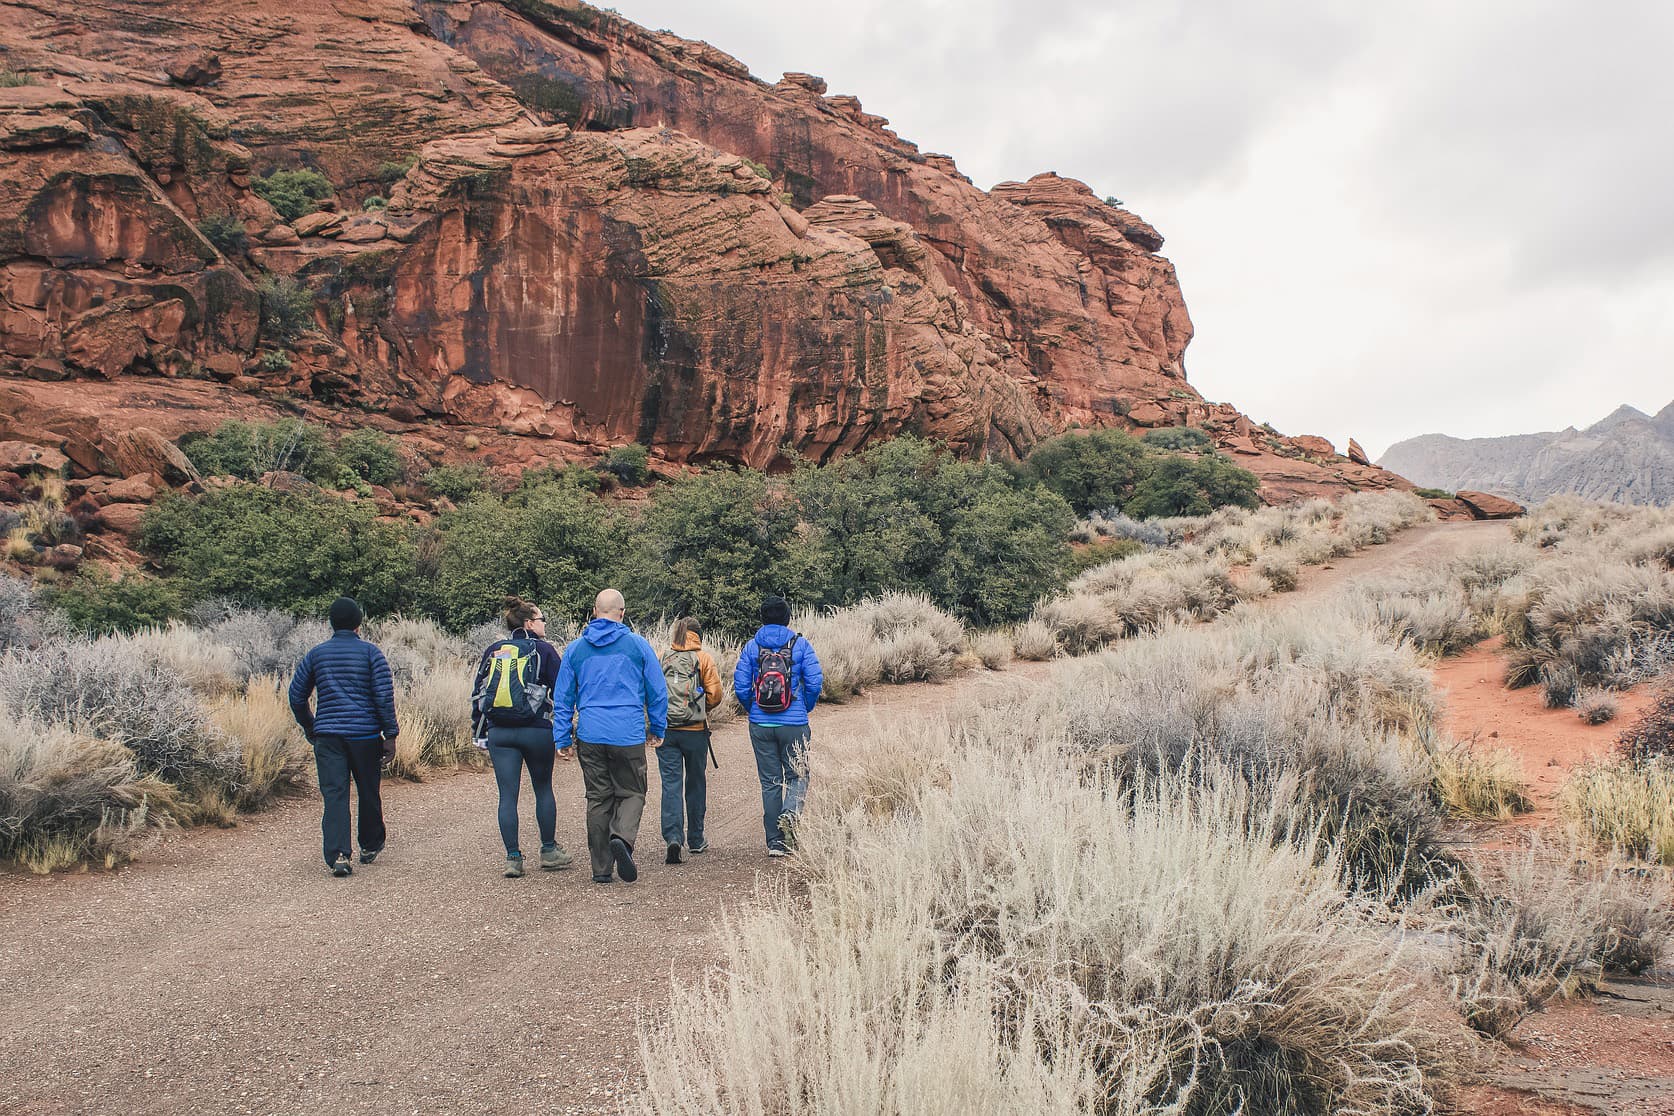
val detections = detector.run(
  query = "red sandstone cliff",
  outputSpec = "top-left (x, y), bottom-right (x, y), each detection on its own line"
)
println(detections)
top-left (0, 0), bottom-right (1410, 501)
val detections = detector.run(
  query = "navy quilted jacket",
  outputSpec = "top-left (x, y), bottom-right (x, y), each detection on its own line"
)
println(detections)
top-left (288, 631), bottom-right (399, 741)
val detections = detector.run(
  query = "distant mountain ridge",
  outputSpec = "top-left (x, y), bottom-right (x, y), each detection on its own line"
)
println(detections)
top-left (1379, 401), bottom-right (1674, 506)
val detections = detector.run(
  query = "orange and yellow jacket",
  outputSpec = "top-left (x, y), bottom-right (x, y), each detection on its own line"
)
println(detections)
top-left (665, 632), bottom-right (724, 730)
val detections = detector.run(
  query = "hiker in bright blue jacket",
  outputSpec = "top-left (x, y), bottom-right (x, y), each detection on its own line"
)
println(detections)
top-left (288, 597), bottom-right (399, 877)
top-left (734, 596), bottom-right (824, 857)
top-left (552, 588), bottom-right (669, 884)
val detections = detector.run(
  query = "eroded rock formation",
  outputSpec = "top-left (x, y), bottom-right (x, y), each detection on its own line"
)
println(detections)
top-left (0, 0), bottom-right (1414, 501)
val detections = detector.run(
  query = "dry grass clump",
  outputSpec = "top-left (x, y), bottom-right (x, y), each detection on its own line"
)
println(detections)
top-left (1575, 687), bottom-right (1619, 725)
top-left (1431, 740), bottom-right (1533, 820)
top-left (1619, 683), bottom-right (1674, 763)
top-left (1009, 617), bottom-right (1057, 661)
top-left (1254, 552), bottom-right (1299, 592)
top-left (389, 666), bottom-right (477, 779)
top-left (0, 706), bottom-right (177, 873)
top-left (634, 751), bottom-right (1453, 1115)
top-left (1562, 758), bottom-right (1674, 865)
top-left (793, 593), bottom-right (966, 702)
top-left (209, 676), bottom-right (311, 810)
top-left (969, 630), bottom-right (1013, 671)
top-left (0, 576), bottom-right (69, 650)
top-left (1442, 841), bottom-right (1674, 1037)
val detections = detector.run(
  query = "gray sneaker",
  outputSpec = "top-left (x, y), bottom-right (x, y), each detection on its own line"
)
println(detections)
top-left (331, 854), bottom-right (353, 877)
top-left (504, 854), bottom-right (525, 878)
top-left (539, 844), bottom-right (572, 871)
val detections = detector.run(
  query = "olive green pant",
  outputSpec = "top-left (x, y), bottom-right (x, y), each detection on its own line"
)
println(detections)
top-left (576, 741), bottom-right (647, 878)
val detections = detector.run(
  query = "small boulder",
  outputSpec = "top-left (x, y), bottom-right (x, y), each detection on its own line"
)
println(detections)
top-left (261, 224), bottom-right (302, 246)
top-left (165, 48), bottom-right (222, 86)
top-left (46, 543), bottom-right (83, 571)
top-left (293, 211), bottom-right (346, 238)
top-left (104, 428), bottom-right (200, 486)
top-left (1125, 401), bottom-right (1170, 427)
top-left (0, 441), bottom-right (68, 474)
top-left (1346, 438), bottom-right (1370, 466)
top-left (1292, 435), bottom-right (1335, 458)
top-left (102, 475), bottom-right (159, 504)
top-left (96, 502), bottom-right (148, 536)
top-left (1456, 490), bottom-right (1525, 520)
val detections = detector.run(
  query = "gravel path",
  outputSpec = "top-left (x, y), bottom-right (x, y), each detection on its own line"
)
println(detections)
top-left (0, 521), bottom-right (1511, 1115)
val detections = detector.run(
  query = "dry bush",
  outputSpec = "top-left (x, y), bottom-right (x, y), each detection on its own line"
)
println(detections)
top-left (0, 706), bottom-right (176, 872)
top-left (634, 749), bottom-right (1453, 1115)
top-left (0, 576), bottom-right (69, 650)
top-left (1010, 618), bottom-right (1057, 662)
top-left (1431, 741), bottom-right (1533, 820)
top-left (1575, 687), bottom-right (1619, 725)
top-left (187, 604), bottom-right (325, 684)
top-left (366, 615), bottom-right (474, 683)
top-left (1255, 552), bottom-right (1300, 592)
top-left (210, 676), bottom-right (312, 810)
top-left (1619, 683), bottom-right (1674, 763)
top-left (1443, 840), bottom-right (1674, 1037)
top-left (792, 594), bottom-right (966, 702)
top-left (103, 626), bottom-right (242, 696)
top-left (970, 630), bottom-right (1014, 671)
top-left (0, 641), bottom-right (237, 797)
top-left (1563, 758), bottom-right (1674, 865)
top-left (390, 666), bottom-right (477, 779)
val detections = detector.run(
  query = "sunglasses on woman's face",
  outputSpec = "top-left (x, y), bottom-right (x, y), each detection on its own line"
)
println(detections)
top-left (530, 615), bottom-right (545, 624)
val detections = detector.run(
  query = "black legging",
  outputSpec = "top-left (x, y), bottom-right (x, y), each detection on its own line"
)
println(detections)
top-left (487, 725), bottom-right (556, 856)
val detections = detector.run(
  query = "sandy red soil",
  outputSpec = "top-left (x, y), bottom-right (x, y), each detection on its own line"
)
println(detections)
top-left (1437, 639), bottom-right (1674, 1115)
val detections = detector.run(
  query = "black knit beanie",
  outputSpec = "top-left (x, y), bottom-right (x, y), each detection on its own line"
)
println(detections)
top-left (759, 595), bottom-right (791, 625)
top-left (329, 596), bottom-right (364, 631)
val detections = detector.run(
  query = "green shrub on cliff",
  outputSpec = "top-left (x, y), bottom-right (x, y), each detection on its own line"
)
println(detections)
top-left (602, 443), bottom-right (650, 487)
top-left (197, 213), bottom-right (247, 257)
top-left (180, 420), bottom-right (338, 484)
top-left (1125, 453), bottom-right (1261, 518)
top-left (337, 429), bottom-right (402, 486)
top-left (1141, 425), bottom-right (1213, 452)
top-left (255, 275), bottom-right (315, 344)
top-left (252, 168), bottom-right (334, 223)
top-left (1022, 429), bottom-right (1149, 515)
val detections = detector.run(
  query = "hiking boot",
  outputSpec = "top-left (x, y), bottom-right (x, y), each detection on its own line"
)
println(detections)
top-left (767, 847), bottom-right (790, 859)
top-left (539, 844), bottom-right (572, 871)
top-left (689, 839), bottom-right (709, 854)
top-left (592, 873), bottom-right (614, 884)
top-left (359, 848), bottom-right (381, 865)
top-left (610, 836), bottom-right (638, 882)
top-left (331, 854), bottom-right (353, 877)
top-left (666, 842), bottom-right (687, 865)
top-left (504, 854), bottom-right (525, 878)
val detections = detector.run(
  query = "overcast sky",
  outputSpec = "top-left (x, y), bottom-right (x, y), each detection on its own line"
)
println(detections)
top-left (612, 0), bottom-right (1673, 458)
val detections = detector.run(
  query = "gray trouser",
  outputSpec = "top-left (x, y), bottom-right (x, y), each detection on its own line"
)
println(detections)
top-left (576, 741), bottom-right (647, 877)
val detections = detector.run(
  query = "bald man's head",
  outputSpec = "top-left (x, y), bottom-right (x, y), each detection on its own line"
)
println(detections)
top-left (594, 588), bottom-right (625, 620)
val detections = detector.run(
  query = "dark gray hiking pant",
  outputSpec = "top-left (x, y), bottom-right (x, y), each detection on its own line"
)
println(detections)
top-left (576, 741), bottom-right (647, 878)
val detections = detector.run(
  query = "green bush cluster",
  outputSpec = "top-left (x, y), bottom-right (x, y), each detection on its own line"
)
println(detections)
top-left (255, 275), bottom-right (314, 344)
top-left (337, 429), bottom-right (402, 485)
top-left (197, 213), bottom-right (247, 256)
top-left (422, 463), bottom-right (493, 502)
top-left (43, 571), bottom-right (184, 636)
top-left (180, 419), bottom-right (339, 484)
top-left (602, 443), bottom-right (650, 486)
top-left (139, 487), bottom-right (413, 616)
top-left (252, 168), bottom-right (334, 223)
top-left (1023, 428), bottom-right (1260, 516)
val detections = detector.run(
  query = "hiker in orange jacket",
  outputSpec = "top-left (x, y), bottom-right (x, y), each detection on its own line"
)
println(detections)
top-left (657, 617), bottom-right (724, 864)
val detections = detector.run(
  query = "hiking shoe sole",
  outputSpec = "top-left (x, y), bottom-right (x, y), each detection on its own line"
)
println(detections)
top-left (689, 841), bottom-right (709, 854)
top-left (504, 857), bottom-right (525, 878)
top-left (540, 846), bottom-right (573, 871)
top-left (359, 849), bottom-right (381, 865)
top-left (767, 848), bottom-right (789, 859)
top-left (666, 843), bottom-right (687, 865)
top-left (610, 836), bottom-right (638, 882)
top-left (331, 856), bottom-right (353, 877)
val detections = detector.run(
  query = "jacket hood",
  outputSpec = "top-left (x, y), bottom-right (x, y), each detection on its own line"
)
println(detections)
top-left (583, 618), bottom-right (629, 647)
top-left (671, 632), bottom-right (704, 652)
top-left (754, 623), bottom-right (797, 648)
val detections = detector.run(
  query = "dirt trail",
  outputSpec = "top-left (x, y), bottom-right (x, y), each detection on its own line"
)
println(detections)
top-left (0, 521), bottom-right (1513, 1115)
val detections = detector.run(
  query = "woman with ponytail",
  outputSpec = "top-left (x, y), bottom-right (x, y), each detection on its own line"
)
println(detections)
top-left (471, 596), bottom-right (570, 877)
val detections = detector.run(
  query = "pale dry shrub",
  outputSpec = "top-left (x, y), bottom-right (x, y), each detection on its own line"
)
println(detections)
top-left (0, 706), bottom-right (176, 872)
top-left (0, 575), bottom-right (68, 650)
top-left (210, 675), bottom-right (311, 810)
top-left (1010, 618), bottom-right (1057, 661)
top-left (1563, 758), bottom-right (1674, 865)
top-left (1255, 552), bottom-right (1300, 592)
top-left (0, 642), bottom-right (237, 796)
top-left (103, 626), bottom-right (242, 696)
top-left (390, 666), bottom-right (477, 779)
top-left (192, 606), bottom-right (325, 683)
top-left (1575, 687), bottom-right (1619, 725)
top-left (1235, 572), bottom-right (1273, 601)
top-left (792, 594), bottom-right (965, 701)
top-left (366, 615), bottom-right (474, 683)
top-left (1431, 741), bottom-right (1533, 820)
top-left (970, 630), bottom-right (1014, 671)
top-left (1443, 840), bottom-right (1674, 1037)
top-left (634, 747), bottom-right (1453, 1115)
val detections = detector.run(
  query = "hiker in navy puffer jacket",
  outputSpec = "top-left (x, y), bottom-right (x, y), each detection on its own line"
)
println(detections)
top-left (733, 596), bottom-right (824, 857)
top-left (552, 588), bottom-right (669, 884)
top-left (289, 597), bottom-right (399, 877)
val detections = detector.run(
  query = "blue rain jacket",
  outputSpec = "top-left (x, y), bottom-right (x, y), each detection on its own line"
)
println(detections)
top-left (553, 619), bottom-right (669, 747)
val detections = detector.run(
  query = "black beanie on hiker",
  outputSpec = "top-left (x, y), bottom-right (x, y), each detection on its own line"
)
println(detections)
top-left (329, 596), bottom-right (364, 631)
top-left (759, 596), bottom-right (791, 625)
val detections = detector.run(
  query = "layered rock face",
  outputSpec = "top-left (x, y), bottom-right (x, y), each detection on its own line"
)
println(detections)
top-left (1381, 402), bottom-right (1674, 507)
top-left (0, 0), bottom-right (1411, 499)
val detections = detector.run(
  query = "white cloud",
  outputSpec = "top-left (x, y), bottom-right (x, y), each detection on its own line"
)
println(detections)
top-left (613, 0), bottom-right (1674, 458)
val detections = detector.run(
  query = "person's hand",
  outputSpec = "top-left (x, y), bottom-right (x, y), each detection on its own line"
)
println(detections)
top-left (648, 736), bottom-right (664, 749)
top-left (381, 737), bottom-right (397, 763)
top-left (556, 745), bottom-right (575, 763)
